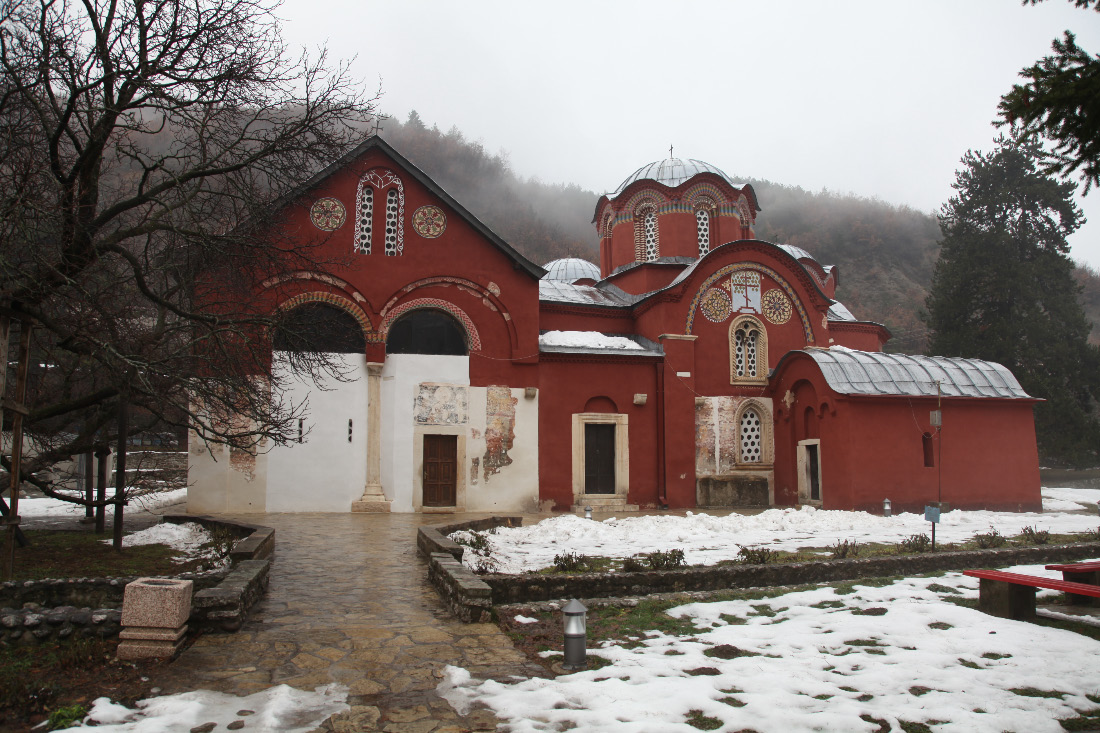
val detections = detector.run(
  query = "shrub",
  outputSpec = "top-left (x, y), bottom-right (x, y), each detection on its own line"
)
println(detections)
top-left (738, 545), bottom-right (779, 564)
top-left (830, 539), bottom-right (861, 559)
top-left (621, 556), bottom-right (647, 573)
top-left (452, 530), bottom-right (492, 554)
top-left (1020, 525), bottom-right (1051, 545)
top-left (896, 533), bottom-right (933, 554)
top-left (644, 548), bottom-right (686, 570)
top-left (973, 527), bottom-right (1006, 549)
top-left (47, 704), bottom-right (88, 731)
top-left (553, 552), bottom-right (592, 572)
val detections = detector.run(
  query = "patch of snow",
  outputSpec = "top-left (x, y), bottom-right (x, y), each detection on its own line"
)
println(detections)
top-left (539, 330), bottom-right (643, 350)
top-left (513, 615), bottom-right (539, 624)
top-left (81, 684), bottom-right (348, 732)
top-left (100, 522), bottom-right (222, 565)
top-left (441, 561), bottom-right (1100, 732)
top-left (17, 488), bottom-right (186, 518)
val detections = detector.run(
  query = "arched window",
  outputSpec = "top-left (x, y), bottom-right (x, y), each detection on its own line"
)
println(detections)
top-left (354, 168), bottom-right (404, 256)
top-left (633, 204), bottom-right (659, 262)
top-left (386, 309), bottom-right (468, 355)
top-left (739, 408), bottom-right (763, 462)
top-left (273, 302), bottom-right (365, 354)
top-left (696, 207), bottom-right (711, 256)
top-left (730, 316), bottom-right (768, 384)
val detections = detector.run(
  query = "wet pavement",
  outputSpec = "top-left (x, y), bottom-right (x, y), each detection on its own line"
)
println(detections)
top-left (147, 512), bottom-right (548, 733)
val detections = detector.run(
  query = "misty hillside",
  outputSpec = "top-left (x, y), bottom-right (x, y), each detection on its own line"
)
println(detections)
top-left (379, 112), bottom-right (1099, 352)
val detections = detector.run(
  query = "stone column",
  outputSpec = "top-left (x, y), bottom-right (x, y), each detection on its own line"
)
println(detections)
top-left (352, 362), bottom-right (390, 512)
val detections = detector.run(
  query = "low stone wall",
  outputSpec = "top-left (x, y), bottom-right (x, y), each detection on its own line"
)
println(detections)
top-left (190, 559), bottom-right (271, 632)
top-left (0, 516), bottom-right (275, 645)
top-left (428, 553), bottom-right (492, 623)
top-left (483, 541), bottom-right (1100, 605)
top-left (416, 516), bottom-right (522, 561)
top-left (0, 605), bottom-right (122, 646)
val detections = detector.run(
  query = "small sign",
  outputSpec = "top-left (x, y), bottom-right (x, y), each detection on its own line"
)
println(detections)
top-left (924, 505), bottom-right (941, 523)
top-left (930, 410), bottom-right (942, 427)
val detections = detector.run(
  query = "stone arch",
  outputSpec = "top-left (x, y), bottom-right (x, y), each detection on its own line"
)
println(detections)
top-left (277, 291), bottom-right (373, 336)
top-left (379, 277), bottom-right (513, 352)
top-left (380, 298), bottom-right (482, 351)
top-left (685, 263), bottom-right (814, 343)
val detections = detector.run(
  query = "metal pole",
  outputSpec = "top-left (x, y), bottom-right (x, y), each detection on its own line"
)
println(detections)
top-left (95, 445), bottom-right (109, 534)
top-left (2, 323), bottom-right (33, 580)
top-left (112, 395), bottom-right (129, 551)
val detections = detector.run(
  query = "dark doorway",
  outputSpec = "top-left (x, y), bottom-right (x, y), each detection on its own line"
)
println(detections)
top-left (584, 423), bottom-right (616, 494)
top-left (423, 434), bottom-right (457, 507)
top-left (807, 443), bottom-right (821, 501)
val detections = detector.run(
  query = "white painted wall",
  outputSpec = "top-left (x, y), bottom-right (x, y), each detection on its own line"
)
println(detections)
top-left (463, 386), bottom-right (540, 512)
top-left (266, 352), bottom-right (368, 512)
top-left (381, 354), bottom-right (469, 512)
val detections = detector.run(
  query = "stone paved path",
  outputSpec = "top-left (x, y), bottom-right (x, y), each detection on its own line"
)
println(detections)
top-left (150, 513), bottom-right (547, 733)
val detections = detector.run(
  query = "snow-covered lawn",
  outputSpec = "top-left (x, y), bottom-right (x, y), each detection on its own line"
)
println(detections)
top-left (453, 488), bottom-right (1100, 574)
top-left (77, 684), bottom-right (348, 732)
top-left (441, 560), bottom-right (1100, 732)
top-left (16, 487), bottom-right (186, 518)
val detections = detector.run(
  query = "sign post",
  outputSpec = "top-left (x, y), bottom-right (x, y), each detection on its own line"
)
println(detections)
top-left (924, 505), bottom-right (940, 550)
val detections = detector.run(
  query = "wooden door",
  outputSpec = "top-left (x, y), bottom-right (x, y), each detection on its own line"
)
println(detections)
top-left (584, 423), bottom-right (616, 494)
top-left (423, 434), bottom-right (457, 507)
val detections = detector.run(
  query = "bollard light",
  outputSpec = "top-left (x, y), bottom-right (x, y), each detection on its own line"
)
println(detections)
top-left (883, 498), bottom-right (892, 517)
top-left (562, 599), bottom-right (588, 670)
top-left (1096, 500), bottom-right (1099, 517)
top-left (584, 506), bottom-right (593, 520)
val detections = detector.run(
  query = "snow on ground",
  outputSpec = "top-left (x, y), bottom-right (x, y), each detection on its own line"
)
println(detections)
top-left (100, 522), bottom-right (224, 565)
top-left (78, 684), bottom-right (348, 732)
top-left (16, 487), bottom-right (186, 518)
top-left (441, 559), bottom-right (1100, 733)
top-left (453, 488), bottom-right (1100, 573)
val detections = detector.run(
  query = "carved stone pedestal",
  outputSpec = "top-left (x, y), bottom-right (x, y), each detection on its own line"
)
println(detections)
top-left (117, 578), bottom-right (192, 660)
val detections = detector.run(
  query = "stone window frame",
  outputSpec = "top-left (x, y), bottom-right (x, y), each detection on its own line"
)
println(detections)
top-left (571, 412), bottom-right (629, 506)
top-left (729, 314), bottom-right (768, 385)
top-left (734, 398), bottom-right (774, 468)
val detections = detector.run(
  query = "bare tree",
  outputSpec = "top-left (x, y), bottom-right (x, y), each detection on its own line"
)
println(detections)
top-left (0, 0), bottom-right (381, 509)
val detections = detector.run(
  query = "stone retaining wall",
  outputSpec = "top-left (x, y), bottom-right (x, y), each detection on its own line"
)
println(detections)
top-left (0, 516), bottom-right (274, 645)
top-left (421, 514), bottom-right (1100, 620)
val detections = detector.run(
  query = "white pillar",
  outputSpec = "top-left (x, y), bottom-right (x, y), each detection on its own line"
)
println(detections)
top-left (352, 362), bottom-right (390, 512)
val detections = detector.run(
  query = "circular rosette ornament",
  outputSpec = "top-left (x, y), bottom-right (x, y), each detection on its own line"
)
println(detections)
top-left (413, 205), bottom-right (447, 238)
top-left (700, 287), bottom-right (732, 323)
top-left (310, 197), bottom-right (346, 231)
top-left (761, 289), bottom-right (793, 325)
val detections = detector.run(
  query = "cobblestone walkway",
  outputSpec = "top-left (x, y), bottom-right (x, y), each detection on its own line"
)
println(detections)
top-left (151, 513), bottom-right (546, 733)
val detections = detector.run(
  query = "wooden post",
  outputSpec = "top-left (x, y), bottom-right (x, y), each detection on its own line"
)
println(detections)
top-left (83, 450), bottom-right (94, 520)
top-left (113, 395), bottom-right (129, 551)
top-left (95, 445), bottom-right (109, 534)
top-left (1, 322), bottom-right (33, 580)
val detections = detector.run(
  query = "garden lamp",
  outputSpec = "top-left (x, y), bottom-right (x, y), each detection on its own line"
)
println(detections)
top-left (883, 498), bottom-right (892, 517)
top-left (562, 599), bottom-right (588, 670)
top-left (584, 506), bottom-right (593, 520)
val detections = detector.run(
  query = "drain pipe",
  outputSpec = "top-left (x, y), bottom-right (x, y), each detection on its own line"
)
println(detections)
top-left (656, 359), bottom-right (668, 508)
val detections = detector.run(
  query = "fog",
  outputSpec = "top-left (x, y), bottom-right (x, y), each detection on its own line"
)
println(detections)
top-left (275, 0), bottom-right (1100, 269)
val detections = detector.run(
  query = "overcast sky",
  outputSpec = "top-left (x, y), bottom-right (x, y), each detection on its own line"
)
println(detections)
top-left (278, 0), bottom-right (1100, 270)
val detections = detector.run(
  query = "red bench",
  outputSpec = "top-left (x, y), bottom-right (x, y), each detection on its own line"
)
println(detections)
top-left (963, 569), bottom-right (1100, 620)
top-left (1045, 561), bottom-right (1100, 606)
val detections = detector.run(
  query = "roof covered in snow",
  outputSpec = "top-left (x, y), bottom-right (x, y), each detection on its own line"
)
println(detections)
top-left (538, 280), bottom-right (638, 307)
top-left (826, 302), bottom-right (857, 322)
top-left (803, 347), bottom-right (1031, 399)
top-left (542, 258), bottom-right (602, 283)
top-left (539, 330), bottom-right (663, 357)
top-left (609, 158), bottom-right (744, 198)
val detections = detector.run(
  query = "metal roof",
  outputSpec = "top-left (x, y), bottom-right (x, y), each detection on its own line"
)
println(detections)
top-left (542, 258), bottom-right (602, 283)
top-left (538, 280), bottom-right (638, 307)
top-left (803, 348), bottom-right (1030, 399)
top-left (539, 331), bottom-right (664, 358)
top-left (776, 244), bottom-right (817, 263)
top-left (826, 302), bottom-right (857, 322)
top-left (609, 158), bottom-right (744, 198)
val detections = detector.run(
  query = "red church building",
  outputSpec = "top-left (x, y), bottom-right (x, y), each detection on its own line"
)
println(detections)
top-left (187, 137), bottom-right (1042, 516)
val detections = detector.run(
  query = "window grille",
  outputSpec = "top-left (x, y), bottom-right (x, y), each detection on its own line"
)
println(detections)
top-left (696, 208), bottom-right (710, 256)
top-left (644, 210), bottom-right (658, 261)
top-left (740, 408), bottom-right (762, 462)
top-left (357, 188), bottom-right (373, 253)
top-left (385, 190), bottom-right (400, 256)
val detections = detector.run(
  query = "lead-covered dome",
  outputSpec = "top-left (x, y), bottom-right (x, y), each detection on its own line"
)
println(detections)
top-left (610, 158), bottom-right (739, 198)
top-left (542, 258), bottom-right (602, 283)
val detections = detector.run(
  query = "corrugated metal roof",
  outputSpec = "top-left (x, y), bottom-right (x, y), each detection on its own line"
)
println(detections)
top-left (827, 302), bottom-right (857, 322)
top-left (538, 280), bottom-right (637, 307)
top-left (542, 258), bottom-right (602, 283)
top-left (804, 348), bottom-right (1030, 399)
top-left (776, 244), bottom-right (816, 262)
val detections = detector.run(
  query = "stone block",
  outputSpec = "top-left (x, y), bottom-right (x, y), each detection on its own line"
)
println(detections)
top-left (121, 578), bottom-right (193, 629)
top-left (978, 578), bottom-right (1037, 620)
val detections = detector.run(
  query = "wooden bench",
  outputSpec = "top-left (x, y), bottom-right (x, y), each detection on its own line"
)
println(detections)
top-left (963, 569), bottom-right (1100, 620)
top-left (1045, 561), bottom-right (1100, 606)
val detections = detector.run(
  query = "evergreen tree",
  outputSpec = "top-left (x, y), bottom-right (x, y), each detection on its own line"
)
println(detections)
top-left (926, 134), bottom-right (1100, 466)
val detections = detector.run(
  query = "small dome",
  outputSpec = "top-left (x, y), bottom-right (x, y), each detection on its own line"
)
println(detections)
top-left (542, 258), bottom-right (601, 283)
top-left (610, 158), bottom-right (738, 197)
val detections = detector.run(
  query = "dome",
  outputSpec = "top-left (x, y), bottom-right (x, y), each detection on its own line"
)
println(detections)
top-left (542, 258), bottom-right (601, 283)
top-left (610, 157), bottom-right (739, 198)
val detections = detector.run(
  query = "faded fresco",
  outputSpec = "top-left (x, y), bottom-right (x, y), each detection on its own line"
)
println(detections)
top-left (695, 400), bottom-right (716, 475)
top-left (483, 386), bottom-right (517, 481)
top-left (413, 383), bottom-right (468, 425)
top-left (696, 396), bottom-right (753, 474)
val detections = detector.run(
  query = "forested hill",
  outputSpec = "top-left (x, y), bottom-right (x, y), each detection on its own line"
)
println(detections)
top-left (378, 113), bottom-right (1100, 352)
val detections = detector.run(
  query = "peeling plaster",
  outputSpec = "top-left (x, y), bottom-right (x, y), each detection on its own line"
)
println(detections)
top-left (413, 384), bottom-right (468, 425)
top-left (483, 385), bottom-right (517, 481)
top-left (470, 457), bottom-right (480, 486)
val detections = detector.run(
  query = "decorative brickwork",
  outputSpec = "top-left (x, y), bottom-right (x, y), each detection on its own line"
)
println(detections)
top-left (686, 263), bottom-right (813, 343)
top-left (354, 168), bottom-right (405, 255)
top-left (381, 298), bottom-right (482, 351)
top-left (277, 291), bottom-right (373, 337)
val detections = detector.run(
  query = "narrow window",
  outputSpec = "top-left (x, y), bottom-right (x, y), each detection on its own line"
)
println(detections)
top-left (740, 408), bottom-right (762, 463)
top-left (730, 316), bottom-right (768, 384)
top-left (356, 187), bottom-right (373, 253)
top-left (643, 210), bottom-right (658, 260)
top-left (385, 189), bottom-right (401, 255)
top-left (696, 208), bottom-right (711, 256)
